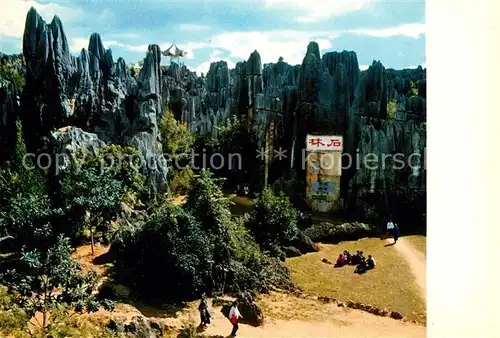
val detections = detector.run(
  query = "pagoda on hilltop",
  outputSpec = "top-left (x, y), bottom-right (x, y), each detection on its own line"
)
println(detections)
top-left (161, 42), bottom-right (187, 65)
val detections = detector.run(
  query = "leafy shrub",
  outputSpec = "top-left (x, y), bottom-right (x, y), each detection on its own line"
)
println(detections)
top-left (69, 145), bottom-right (146, 206)
top-left (0, 193), bottom-right (62, 250)
top-left (169, 165), bottom-right (194, 195)
top-left (0, 58), bottom-right (25, 91)
top-left (61, 167), bottom-right (123, 254)
top-left (113, 203), bottom-right (213, 301)
top-left (0, 285), bottom-right (30, 337)
top-left (1, 235), bottom-right (114, 333)
top-left (0, 121), bottom-right (48, 203)
top-left (159, 110), bottom-right (196, 195)
top-left (205, 114), bottom-right (246, 152)
top-left (303, 221), bottom-right (378, 243)
top-left (386, 99), bottom-right (398, 119)
top-left (247, 188), bottom-right (299, 256)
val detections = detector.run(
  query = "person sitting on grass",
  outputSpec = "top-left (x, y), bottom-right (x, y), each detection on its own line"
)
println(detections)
top-left (335, 254), bottom-right (346, 267)
top-left (359, 250), bottom-right (365, 261)
top-left (351, 251), bottom-right (361, 265)
top-left (366, 255), bottom-right (376, 270)
top-left (343, 250), bottom-right (352, 264)
top-left (355, 257), bottom-right (367, 274)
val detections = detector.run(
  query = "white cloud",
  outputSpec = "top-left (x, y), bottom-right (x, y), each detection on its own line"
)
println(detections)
top-left (348, 23), bottom-right (425, 39)
top-left (0, 0), bottom-right (84, 38)
top-left (264, 0), bottom-right (373, 23)
top-left (179, 24), bottom-right (211, 32)
top-left (360, 64), bottom-right (369, 71)
top-left (181, 30), bottom-right (338, 67)
top-left (70, 37), bottom-right (88, 53)
top-left (193, 49), bottom-right (235, 76)
top-left (69, 37), bottom-right (149, 54)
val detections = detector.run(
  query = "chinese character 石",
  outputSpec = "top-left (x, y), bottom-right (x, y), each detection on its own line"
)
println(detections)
top-left (327, 139), bottom-right (341, 148)
top-left (309, 138), bottom-right (324, 147)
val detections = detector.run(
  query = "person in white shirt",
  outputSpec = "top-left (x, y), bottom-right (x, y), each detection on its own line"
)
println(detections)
top-left (367, 255), bottom-right (376, 270)
top-left (386, 219), bottom-right (395, 237)
top-left (229, 301), bottom-right (243, 337)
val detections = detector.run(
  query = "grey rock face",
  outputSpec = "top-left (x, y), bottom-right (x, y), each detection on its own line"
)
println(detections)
top-left (19, 8), bottom-right (168, 193)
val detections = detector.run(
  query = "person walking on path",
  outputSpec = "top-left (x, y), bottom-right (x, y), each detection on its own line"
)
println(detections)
top-left (198, 294), bottom-right (211, 327)
top-left (393, 224), bottom-right (400, 244)
top-left (229, 300), bottom-right (243, 337)
top-left (386, 218), bottom-right (395, 238)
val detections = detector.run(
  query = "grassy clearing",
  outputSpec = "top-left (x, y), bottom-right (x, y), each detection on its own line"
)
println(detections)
top-left (228, 194), bottom-right (253, 215)
top-left (403, 235), bottom-right (426, 256)
top-left (285, 238), bottom-right (426, 322)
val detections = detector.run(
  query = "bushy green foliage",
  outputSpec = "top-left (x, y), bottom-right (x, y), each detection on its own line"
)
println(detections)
top-left (185, 170), bottom-right (293, 294)
top-left (248, 188), bottom-right (299, 256)
top-left (185, 169), bottom-right (234, 273)
top-left (0, 285), bottom-right (30, 337)
top-left (159, 110), bottom-right (196, 195)
top-left (113, 169), bottom-right (295, 300)
top-left (113, 203), bottom-right (213, 301)
top-left (1, 235), bottom-right (114, 332)
top-left (386, 99), bottom-right (398, 119)
top-left (0, 194), bottom-right (61, 249)
top-left (70, 145), bottom-right (146, 206)
top-left (160, 110), bottom-right (195, 157)
top-left (61, 167), bottom-right (123, 254)
top-left (0, 121), bottom-right (48, 202)
top-left (0, 58), bottom-right (25, 91)
top-left (169, 165), bottom-right (194, 195)
top-left (0, 121), bottom-right (52, 249)
top-left (205, 114), bottom-right (246, 152)
top-left (410, 81), bottom-right (419, 96)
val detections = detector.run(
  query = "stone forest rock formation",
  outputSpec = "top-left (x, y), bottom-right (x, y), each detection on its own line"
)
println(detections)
top-left (0, 8), bottom-right (426, 222)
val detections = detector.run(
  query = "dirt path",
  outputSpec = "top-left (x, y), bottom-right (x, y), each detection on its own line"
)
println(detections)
top-left (387, 237), bottom-right (426, 300)
top-left (196, 302), bottom-right (425, 338)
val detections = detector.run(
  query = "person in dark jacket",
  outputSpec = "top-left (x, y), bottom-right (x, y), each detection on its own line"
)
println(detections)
top-left (393, 224), bottom-right (400, 243)
top-left (198, 294), bottom-right (211, 326)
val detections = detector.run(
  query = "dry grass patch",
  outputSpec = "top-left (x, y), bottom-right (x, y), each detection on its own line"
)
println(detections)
top-left (257, 292), bottom-right (350, 326)
top-left (228, 194), bottom-right (253, 215)
top-left (404, 235), bottom-right (426, 256)
top-left (285, 238), bottom-right (426, 322)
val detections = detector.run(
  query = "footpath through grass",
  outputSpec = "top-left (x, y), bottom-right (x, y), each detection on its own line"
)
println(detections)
top-left (286, 238), bottom-right (426, 323)
top-left (404, 235), bottom-right (426, 256)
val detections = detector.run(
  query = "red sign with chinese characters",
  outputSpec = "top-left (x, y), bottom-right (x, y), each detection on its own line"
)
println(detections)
top-left (306, 135), bottom-right (343, 152)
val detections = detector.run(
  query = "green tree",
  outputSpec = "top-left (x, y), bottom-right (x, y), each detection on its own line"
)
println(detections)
top-left (1, 235), bottom-right (113, 331)
top-left (386, 99), bottom-right (398, 119)
top-left (248, 188), bottom-right (299, 256)
top-left (0, 121), bottom-right (47, 202)
top-left (159, 110), bottom-right (196, 195)
top-left (61, 168), bottom-right (123, 255)
top-left (0, 121), bottom-right (52, 249)
top-left (410, 81), bottom-right (419, 96)
top-left (184, 169), bottom-right (234, 273)
top-left (113, 203), bottom-right (213, 301)
top-left (0, 59), bottom-right (25, 91)
top-left (205, 115), bottom-right (246, 152)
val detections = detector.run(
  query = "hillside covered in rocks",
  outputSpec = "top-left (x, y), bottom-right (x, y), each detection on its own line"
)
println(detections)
top-left (0, 7), bottom-right (425, 223)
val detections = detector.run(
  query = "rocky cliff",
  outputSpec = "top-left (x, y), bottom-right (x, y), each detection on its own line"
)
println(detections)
top-left (19, 7), bottom-right (168, 194)
top-left (0, 8), bottom-right (426, 222)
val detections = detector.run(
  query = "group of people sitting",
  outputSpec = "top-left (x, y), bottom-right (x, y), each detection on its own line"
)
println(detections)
top-left (335, 250), bottom-right (376, 274)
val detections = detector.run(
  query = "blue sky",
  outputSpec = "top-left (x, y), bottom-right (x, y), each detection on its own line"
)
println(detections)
top-left (0, 0), bottom-right (425, 75)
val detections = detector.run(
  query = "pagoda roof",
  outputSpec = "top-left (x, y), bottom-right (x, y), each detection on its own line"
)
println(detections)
top-left (162, 43), bottom-right (187, 57)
